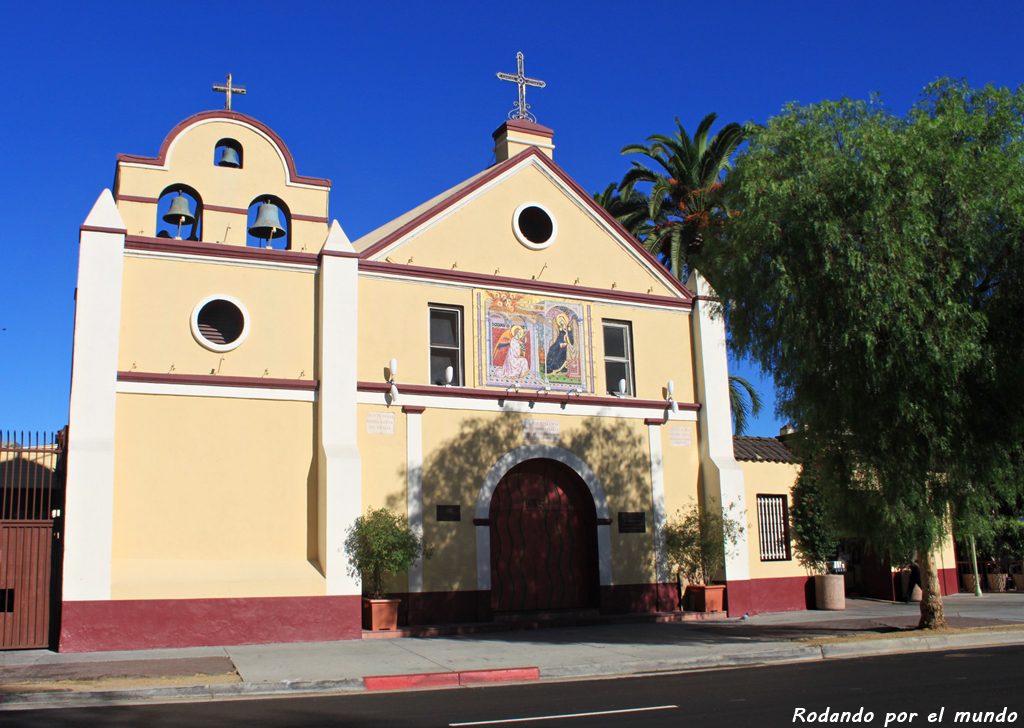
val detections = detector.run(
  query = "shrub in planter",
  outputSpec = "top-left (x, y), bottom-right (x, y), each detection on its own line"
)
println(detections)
top-left (663, 500), bottom-right (744, 612)
top-left (344, 508), bottom-right (423, 629)
top-left (790, 464), bottom-right (844, 609)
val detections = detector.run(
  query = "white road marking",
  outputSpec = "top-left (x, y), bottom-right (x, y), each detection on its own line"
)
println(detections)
top-left (449, 704), bottom-right (679, 726)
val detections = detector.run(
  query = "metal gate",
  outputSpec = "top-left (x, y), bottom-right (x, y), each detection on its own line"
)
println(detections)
top-left (0, 430), bottom-right (65, 649)
top-left (489, 459), bottom-right (598, 613)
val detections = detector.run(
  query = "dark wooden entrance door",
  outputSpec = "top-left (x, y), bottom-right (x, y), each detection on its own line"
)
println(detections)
top-left (489, 459), bottom-right (598, 612)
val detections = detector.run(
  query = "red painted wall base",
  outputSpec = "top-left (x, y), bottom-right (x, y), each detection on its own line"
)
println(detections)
top-left (725, 576), bottom-right (813, 617)
top-left (59, 595), bottom-right (362, 652)
top-left (938, 567), bottom-right (957, 596)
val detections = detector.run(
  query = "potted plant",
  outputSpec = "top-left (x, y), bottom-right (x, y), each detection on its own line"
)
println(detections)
top-left (791, 465), bottom-right (845, 610)
top-left (663, 500), bottom-right (744, 612)
top-left (344, 507), bottom-right (423, 631)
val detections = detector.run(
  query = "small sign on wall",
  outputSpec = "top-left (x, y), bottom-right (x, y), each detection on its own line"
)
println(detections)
top-left (669, 426), bottom-right (692, 447)
top-left (436, 505), bottom-right (461, 522)
top-left (618, 512), bottom-right (647, 533)
top-left (524, 419), bottom-right (560, 443)
top-left (366, 412), bottom-right (395, 435)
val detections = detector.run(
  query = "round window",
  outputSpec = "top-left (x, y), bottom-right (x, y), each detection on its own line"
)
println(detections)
top-left (190, 295), bottom-right (250, 352)
top-left (512, 202), bottom-right (557, 249)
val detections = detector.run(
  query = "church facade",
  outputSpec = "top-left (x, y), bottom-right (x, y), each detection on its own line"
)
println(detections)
top-left (61, 101), bottom-right (957, 651)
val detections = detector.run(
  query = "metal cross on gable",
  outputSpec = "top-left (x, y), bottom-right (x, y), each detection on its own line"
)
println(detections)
top-left (212, 73), bottom-right (247, 111)
top-left (496, 52), bottom-right (546, 123)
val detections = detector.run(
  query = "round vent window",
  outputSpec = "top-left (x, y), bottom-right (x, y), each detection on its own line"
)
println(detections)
top-left (513, 202), bottom-right (557, 250)
top-left (190, 295), bottom-right (250, 352)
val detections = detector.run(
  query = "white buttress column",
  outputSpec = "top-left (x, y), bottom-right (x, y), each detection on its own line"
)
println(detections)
top-left (688, 270), bottom-right (750, 583)
top-left (318, 221), bottom-right (363, 595)
top-left (647, 422), bottom-right (669, 583)
top-left (405, 407), bottom-right (424, 593)
top-left (63, 190), bottom-right (126, 601)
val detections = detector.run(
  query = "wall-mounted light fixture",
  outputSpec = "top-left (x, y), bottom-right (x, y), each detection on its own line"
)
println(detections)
top-left (387, 357), bottom-right (399, 404)
top-left (666, 379), bottom-right (679, 413)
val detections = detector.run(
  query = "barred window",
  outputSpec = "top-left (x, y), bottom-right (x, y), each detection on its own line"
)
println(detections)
top-left (756, 494), bottom-right (792, 561)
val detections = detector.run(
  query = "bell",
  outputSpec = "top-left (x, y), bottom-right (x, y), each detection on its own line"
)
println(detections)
top-left (217, 146), bottom-right (241, 168)
top-left (162, 194), bottom-right (195, 226)
top-left (248, 201), bottom-right (287, 241)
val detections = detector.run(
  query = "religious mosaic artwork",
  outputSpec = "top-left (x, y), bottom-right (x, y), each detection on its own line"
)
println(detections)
top-left (475, 290), bottom-right (593, 392)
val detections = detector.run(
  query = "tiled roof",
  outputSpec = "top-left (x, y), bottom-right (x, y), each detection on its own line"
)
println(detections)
top-left (733, 436), bottom-right (798, 464)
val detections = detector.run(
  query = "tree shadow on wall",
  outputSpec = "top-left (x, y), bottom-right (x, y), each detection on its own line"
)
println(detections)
top-left (392, 411), bottom-right (654, 598)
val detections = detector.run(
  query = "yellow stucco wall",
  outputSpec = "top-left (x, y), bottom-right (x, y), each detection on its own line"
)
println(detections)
top-left (111, 393), bottom-right (322, 599)
top-left (116, 117), bottom-right (328, 249)
top-left (379, 163), bottom-right (677, 298)
top-left (118, 256), bottom-right (315, 380)
top-left (354, 408), bottom-right (700, 593)
top-left (356, 276), bottom-right (694, 401)
top-left (739, 460), bottom-right (808, 581)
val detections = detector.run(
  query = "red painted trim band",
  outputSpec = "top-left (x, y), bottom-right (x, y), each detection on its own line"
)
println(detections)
top-left (116, 110), bottom-right (331, 188)
top-left (402, 405), bottom-right (427, 414)
top-left (80, 225), bottom-right (127, 235)
top-left (492, 119), bottom-right (555, 140)
top-left (644, 417), bottom-right (668, 425)
top-left (119, 370), bottom-right (318, 391)
top-left (116, 194), bottom-right (159, 204)
top-left (320, 249), bottom-right (360, 260)
top-left (125, 235), bottom-right (320, 267)
top-left (359, 260), bottom-right (691, 309)
top-left (364, 667), bottom-right (539, 691)
top-left (203, 203), bottom-right (248, 215)
top-left (358, 381), bottom-right (699, 412)
top-left (292, 212), bottom-right (330, 223)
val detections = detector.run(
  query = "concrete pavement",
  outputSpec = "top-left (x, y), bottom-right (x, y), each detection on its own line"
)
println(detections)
top-left (2, 594), bottom-right (1022, 709)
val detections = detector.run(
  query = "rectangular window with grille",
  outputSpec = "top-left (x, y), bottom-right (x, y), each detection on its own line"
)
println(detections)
top-left (429, 305), bottom-right (463, 386)
top-left (756, 494), bottom-right (792, 561)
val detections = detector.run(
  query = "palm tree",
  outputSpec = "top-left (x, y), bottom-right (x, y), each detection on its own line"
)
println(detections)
top-left (596, 114), bottom-right (760, 434)
top-left (619, 113), bottom-right (744, 278)
top-left (729, 374), bottom-right (764, 436)
top-left (592, 182), bottom-right (651, 238)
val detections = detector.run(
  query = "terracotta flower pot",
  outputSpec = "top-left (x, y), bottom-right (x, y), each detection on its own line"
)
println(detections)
top-left (684, 584), bottom-right (725, 612)
top-left (362, 597), bottom-right (400, 631)
top-left (814, 574), bottom-right (846, 610)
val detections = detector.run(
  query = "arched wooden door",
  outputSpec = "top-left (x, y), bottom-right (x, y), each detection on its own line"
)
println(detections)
top-left (489, 459), bottom-right (599, 612)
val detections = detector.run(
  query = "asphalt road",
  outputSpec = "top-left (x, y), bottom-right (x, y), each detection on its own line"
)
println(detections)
top-left (3, 645), bottom-right (1022, 727)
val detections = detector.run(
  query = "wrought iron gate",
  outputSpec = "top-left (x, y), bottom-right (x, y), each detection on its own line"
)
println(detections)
top-left (489, 459), bottom-right (598, 612)
top-left (0, 430), bottom-right (65, 649)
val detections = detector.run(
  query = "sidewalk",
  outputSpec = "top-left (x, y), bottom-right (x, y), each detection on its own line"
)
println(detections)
top-left (2, 594), bottom-right (1022, 709)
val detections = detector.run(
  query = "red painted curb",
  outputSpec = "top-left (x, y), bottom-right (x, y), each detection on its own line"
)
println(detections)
top-left (363, 666), bottom-right (540, 691)
top-left (459, 667), bottom-right (540, 684)
top-left (364, 672), bottom-right (459, 690)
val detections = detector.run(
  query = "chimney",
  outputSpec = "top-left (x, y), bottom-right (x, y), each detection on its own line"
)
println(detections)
top-left (493, 119), bottom-right (555, 162)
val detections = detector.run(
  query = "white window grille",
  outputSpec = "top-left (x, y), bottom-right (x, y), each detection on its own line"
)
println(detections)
top-left (756, 494), bottom-right (792, 561)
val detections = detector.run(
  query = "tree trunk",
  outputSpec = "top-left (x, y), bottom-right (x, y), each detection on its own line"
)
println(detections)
top-left (918, 549), bottom-right (946, 629)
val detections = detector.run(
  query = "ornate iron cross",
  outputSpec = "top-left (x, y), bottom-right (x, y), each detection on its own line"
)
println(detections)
top-left (496, 52), bottom-right (546, 122)
top-left (212, 73), bottom-right (247, 111)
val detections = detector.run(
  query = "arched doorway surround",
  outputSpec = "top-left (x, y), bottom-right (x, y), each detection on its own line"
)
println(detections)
top-left (474, 445), bottom-right (612, 595)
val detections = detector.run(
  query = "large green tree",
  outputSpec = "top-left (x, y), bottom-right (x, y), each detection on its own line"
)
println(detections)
top-left (702, 80), bottom-right (1024, 628)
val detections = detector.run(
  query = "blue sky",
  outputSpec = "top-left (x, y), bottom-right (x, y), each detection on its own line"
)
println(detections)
top-left (2, 1), bottom-right (1022, 435)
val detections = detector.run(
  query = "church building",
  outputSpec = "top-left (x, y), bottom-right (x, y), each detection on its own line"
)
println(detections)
top-left (60, 69), bottom-right (956, 652)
